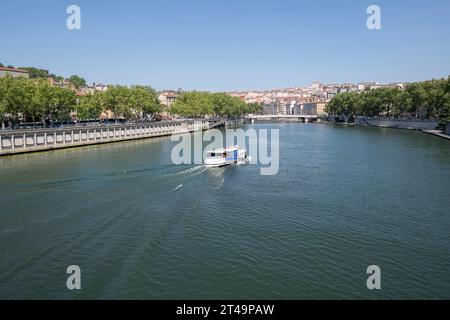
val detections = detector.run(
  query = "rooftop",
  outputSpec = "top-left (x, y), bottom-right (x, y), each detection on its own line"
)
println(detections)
top-left (0, 67), bottom-right (29, 74)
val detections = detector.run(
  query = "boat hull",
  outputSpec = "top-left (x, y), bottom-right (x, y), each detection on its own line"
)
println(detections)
top-left (204, 149), bottom-right (248, 168)
top-left (204, 160), bottom-right (239, 168)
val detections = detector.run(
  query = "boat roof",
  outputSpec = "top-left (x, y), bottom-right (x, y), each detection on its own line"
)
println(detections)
top-left (206, 146), bottom-right (240, 153)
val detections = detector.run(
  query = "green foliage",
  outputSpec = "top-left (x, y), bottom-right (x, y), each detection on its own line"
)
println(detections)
top-left (245, 102), bottom-right (264, 114)
top-left (210, 93), bottom-right (247, 118)
top-left (0, 76), bottom-right (32, 121)
top-left (19, 67), bottom-right (50, 79)
top-left (77, 92), bottom-right (106, 120)
top-left (170, 91), bottom-right (214, 118)
top-left (50, 74), bottom-right (64, 82)
top-left (171, 91), bottom-right (256, 118)
top-left (68, 75), bottom-right (87, 89)
top-left (0, 76), bottom-right (163, 124)
top-left (103, 85), bottom-right (133, 119)
top-left (326, 77), bottom-right (450, 119)
top-left (0, 76), bottom-right (76, 126)
top-left (326, 92), bottom-right (359, 116)
top-left (76, 85), bottom-right (162, 121)
top-left (129, 85), bottom-right (162, 118)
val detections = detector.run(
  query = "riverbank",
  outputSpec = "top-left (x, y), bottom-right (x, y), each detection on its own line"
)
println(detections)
top-left (355, 117), bottom-right (439, 130)
top-left (423, 130), bottom-right (450, 141)
top-left (0, 120), bottom-right (224, 156)
top-left (320, 119), bottom-right (450, 142)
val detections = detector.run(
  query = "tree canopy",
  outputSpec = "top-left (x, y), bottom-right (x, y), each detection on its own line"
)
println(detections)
top-left (0, 76), bottom-right (76, 127)
top-left (68, 75), bottom-right (87, 89)
top-left (77, 85), bottom-right (162, 121)
top-left (170, 91), bottom-right (261, 118)
top-left (325, 77), bottom-right (450, 121)
top-left (19, 67), bottom-right (50, 79)
top-left (0, 75), bottom-right (164, 127)
top-left (170, 91), bottom-right (214, 118)
top-left (5, 65), bottom-right (82, 85)
top-left (76, 91), bottom-right (106, 120)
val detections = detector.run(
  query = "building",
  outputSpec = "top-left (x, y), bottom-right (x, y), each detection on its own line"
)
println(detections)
top-left (311, 82), bottom-right (323, 90)
top-left (0, 67), bottom-right (29, 78)
top-left (300, 103), bottom-right (317, 115)
top-left (48, 77), bottom-right (71, 88)
top-left (357, 82), bottom-right (377, 92)
top-left (276, 102), bottom-right (288, 115)
top-left (93, 82), bottom-right (108, 92)
top-left (340, 83), bottom-right (358, 93)
top-left (262, 103), bottom-right (276, 115)
top-left (81, 82), bottom-right (109, 95)
top-left (287, 101), bottom-right (297, 115)
top-left (316, 102), bottom-right (327, 116)
top-left (159, 90), bottom-right (178, 107)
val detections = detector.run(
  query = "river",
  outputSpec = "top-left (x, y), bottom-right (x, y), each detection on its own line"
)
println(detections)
top-left (0, 123), bottom-right (449, 299)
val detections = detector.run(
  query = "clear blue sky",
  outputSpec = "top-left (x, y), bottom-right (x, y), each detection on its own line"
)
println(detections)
top-left (1, 0), bottom-right (449, 91)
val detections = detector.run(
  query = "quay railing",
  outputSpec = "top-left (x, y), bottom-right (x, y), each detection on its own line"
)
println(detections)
top-left (0, 119), bottom-right (222, 156)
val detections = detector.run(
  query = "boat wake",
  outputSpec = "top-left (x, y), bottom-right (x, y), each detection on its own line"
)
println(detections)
top-left (170, 165), bottom-right (206, 177)
top-left (172, 184), bottom-right (183, 191)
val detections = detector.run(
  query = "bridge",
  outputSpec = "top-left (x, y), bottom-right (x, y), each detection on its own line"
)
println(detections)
top-left (246, 114), bottom-right (318, 123)
top-left (208, 119), bottom-right (226, 128)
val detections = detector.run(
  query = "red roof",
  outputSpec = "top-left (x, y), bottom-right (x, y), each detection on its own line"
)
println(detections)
top-left (0, 67), bottom-right (29, 74)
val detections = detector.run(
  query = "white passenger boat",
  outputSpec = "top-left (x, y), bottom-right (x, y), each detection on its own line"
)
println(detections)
top-left (204, 146), bottom-right (248, 167)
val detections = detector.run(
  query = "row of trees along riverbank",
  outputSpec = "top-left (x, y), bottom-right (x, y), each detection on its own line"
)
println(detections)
top-left (0, 75), bottom-right (262, 129)
top-left (325, 77), bottom-right (450, 127)
top-left (0, 75), bottom-right (162, 128)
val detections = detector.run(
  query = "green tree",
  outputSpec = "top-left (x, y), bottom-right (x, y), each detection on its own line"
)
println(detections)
top-left (171, 91), bottom-right (252, 118)
top-left (0, 76), bottom-right (32, 125)
top-left (442, 77), bottom-right (450, 119)
top-left (49, 74), bottom-right (64, 82)
top-left (68, 75), bottom-right (87, 89)
top-left (405, 82), bottom-right (427, 118)
top-left (0, 75), bottom-right (77, 127)
top-left (103, 85), bottom-right (133, 121)
top-left (28, 79), bottom-right (53, 123)
top-left (170, 91), bottom-right (214, 118)
top-left (245, 102), bottom-right (263, 115)
top-left (27, 80), bottom-right (75, 124)
top-left (327, 77), bottom-right (450, 120)
top-left (326, 92), bottom-right (359, 118)
top-left (52, 87), bottom-right (77, 122)
top-left (129, 86), bottom-right (162, 120)
top-left (77, 92), bottom-right (106, 120)
top-left (0, 102), bottom-right (5, 129)
top-left (19, 67), bottom-right (50, 79)
top-left (210, 93), bottom-right (246, 118)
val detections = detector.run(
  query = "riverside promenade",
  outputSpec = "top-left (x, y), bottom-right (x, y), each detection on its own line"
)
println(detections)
top-left (423, 130), bottom-right (450, 141)
top-left (0, 119), bottom-right (224, 156)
